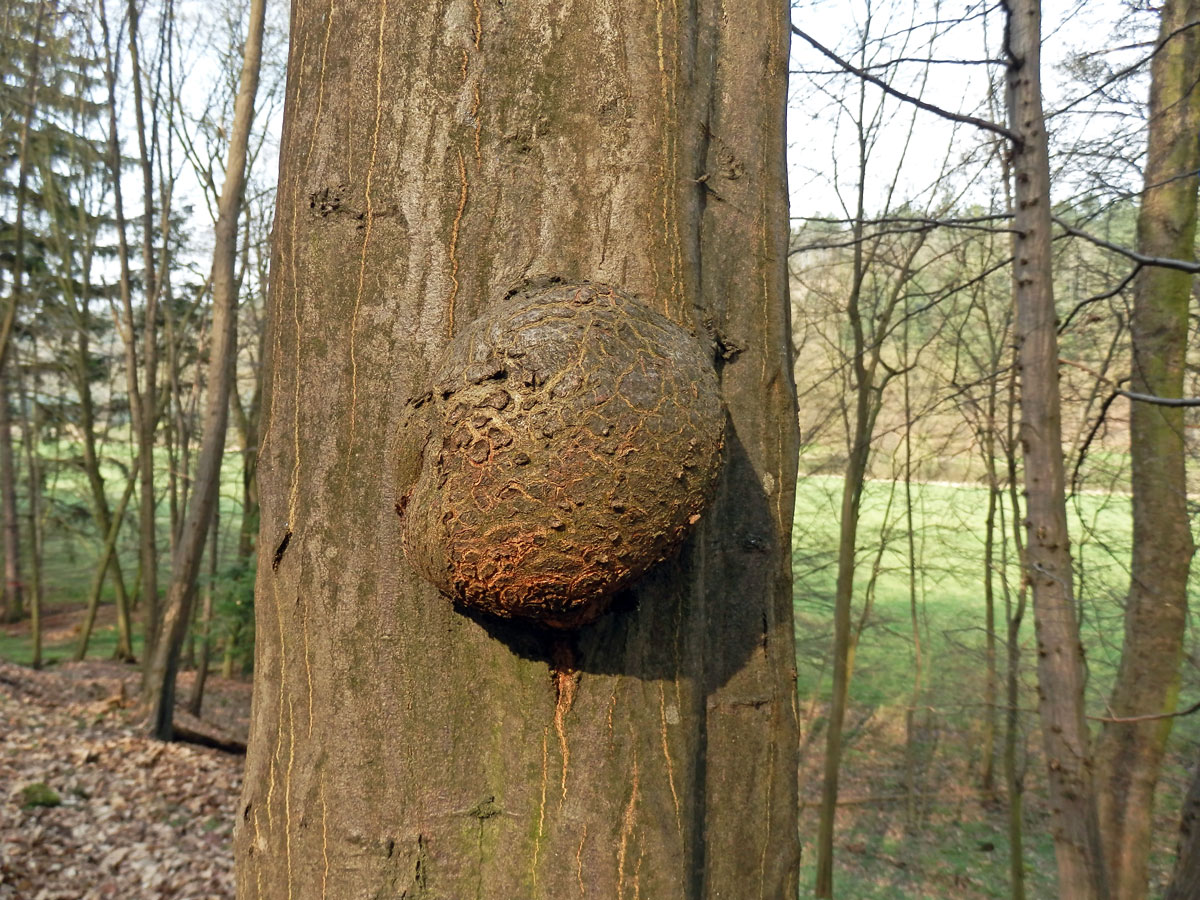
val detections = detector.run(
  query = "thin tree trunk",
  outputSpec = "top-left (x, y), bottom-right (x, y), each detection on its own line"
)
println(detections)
top-left (98, 0), bottom-right (152, 658)
top-left (75, 468), bottom-right (138, 662)
top-left (125, 0), bottom-right (162, 667)
top-left (232, 383), bottom-right (260, 563)
top-left (187, 511), bottom-right (219, 716)
top-left (72, 303), bottom-right (136, 659)
top-left (16, 356), bottom-right (43, 669)
top-left (0, 0), bottom-right (47, 373)
top-left (981, 412), bottom-right (998, 800)
top-left (235, 0), bottom-right (800, 895)
top-left (1094, 3), bottom-right (1200, 898)
top-left (0, 373), bottom-right (21, 624)
top-left (0, 0), bottom-right (48, 626)
top-left (815, 86), bottom-right (876, 895)
top-left (1002, 359), bottom-right (1027, 900)
top-left (220, 631), bottom-right (235, 680)
top-left (902, 315), bottom-right (923, 831)
top-left (146, 0), bottom-right (266, 738)
top-left (1004, 2), bottom-right (1107, 897)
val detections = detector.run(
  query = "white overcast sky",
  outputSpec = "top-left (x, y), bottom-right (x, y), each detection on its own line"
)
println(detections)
top-left (786, 0), bottom-right (1153, 218)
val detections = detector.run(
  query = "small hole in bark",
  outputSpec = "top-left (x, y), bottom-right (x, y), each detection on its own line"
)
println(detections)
top-left (271, 530), bottom-right (292, 571)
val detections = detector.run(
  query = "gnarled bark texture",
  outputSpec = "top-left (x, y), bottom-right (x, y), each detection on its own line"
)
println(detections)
top-left (234, 1), bottom-right (800, 898)
top-left (1095, 3), bottom-right (1200, 898)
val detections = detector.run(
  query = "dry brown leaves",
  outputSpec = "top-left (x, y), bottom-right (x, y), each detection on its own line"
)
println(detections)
top-left (0, 661), bottom-right (242, 899)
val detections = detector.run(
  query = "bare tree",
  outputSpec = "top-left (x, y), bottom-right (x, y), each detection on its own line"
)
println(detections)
top-left (1004, 1), bottom-right (1108, 896)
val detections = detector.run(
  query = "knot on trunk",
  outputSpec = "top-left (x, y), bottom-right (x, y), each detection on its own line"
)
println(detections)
top-left (402, 279), bottom-right (724, 628)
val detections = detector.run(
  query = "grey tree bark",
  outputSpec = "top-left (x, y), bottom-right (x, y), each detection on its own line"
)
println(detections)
top-left (234, 1), bottom-right (801, 897)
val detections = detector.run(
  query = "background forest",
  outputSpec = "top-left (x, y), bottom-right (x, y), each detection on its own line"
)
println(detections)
top-left (0, 0), bottom-right (1197, 898)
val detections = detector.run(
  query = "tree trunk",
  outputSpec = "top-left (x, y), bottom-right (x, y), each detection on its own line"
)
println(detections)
top-left (1165, 760), bottom-right (1200, 900)
top-left (981, 435), bottom-right (998, 799)
top-left (1094, 3), bottom-right (1200, 898)
top-left (75, 468), bottom-right (138, 661)
top-left (146, 0), bottom-right (266, 739)
top-left (232, 381), bottom-right (261, 563)
top-left (234, 1), bottom-right (800, 897)
top-left (1003, 360), bottom-right (1027, 900)
top-left (0, 0), bottom-right (47, 627)
top-left (124, 0), bottom-right (163, 667)
top-left (72, 301), bottom-right (136, 660)
top-left (1004, 2), bottom-right (1107, 897)
top-left (0, 372), bottom-right (21, 624)
top-left (188, 511), bottom-right (220, 717)
top-left (98, 0), bottom-right (154, 659)
top-left (16, 355), bottom-right (43, 669)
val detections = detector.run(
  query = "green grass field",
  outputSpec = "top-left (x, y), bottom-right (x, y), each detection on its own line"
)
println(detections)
top-left (1, 436), bottom-right (249, 667)
top-left (791, 474), bottom-right (1199, 898)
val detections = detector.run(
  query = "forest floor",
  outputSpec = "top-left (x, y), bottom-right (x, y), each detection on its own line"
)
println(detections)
top-left (0, 652), bottom-right (247, 899)
top-left (1, 596), bottom-right (1193, 899)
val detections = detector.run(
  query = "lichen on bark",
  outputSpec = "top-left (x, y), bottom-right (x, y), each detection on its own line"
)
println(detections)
top-left (401, 279), bottom-right (724, 628)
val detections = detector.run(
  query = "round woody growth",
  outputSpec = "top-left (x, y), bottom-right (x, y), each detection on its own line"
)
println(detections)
top-left (402, 279), bottom-right (724, 629)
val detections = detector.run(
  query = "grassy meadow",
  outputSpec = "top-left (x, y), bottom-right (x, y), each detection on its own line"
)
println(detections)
top-left (0, 438), bottom-right (251, 667)
top-left (791, 473), bottom-right (1200, 898)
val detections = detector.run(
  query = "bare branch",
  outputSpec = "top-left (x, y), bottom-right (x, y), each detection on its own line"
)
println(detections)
top-left (1052, 215), bottom-right (1200, 273)
top-left (1089, 697), bottom-right (1200, 724)
top-left (1118, 390), bottom-right (1200, 408)
top-left (792, 55), bottom-right (1006, 77)
top-left (1058, 265), bottom-right (1139, 334)
top-left (789, 24), bottom-right (1020, 144)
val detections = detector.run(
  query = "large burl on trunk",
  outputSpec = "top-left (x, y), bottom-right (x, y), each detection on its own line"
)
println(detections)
top-left (402, 279), bottom-right (726, 629)
top-left (235, 1), bottom-right (800, 898)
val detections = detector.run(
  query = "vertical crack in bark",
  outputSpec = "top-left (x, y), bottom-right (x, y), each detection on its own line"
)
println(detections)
top-left (349, 0), bottom-right (388, 449)
top-left (266, 578), bottom-right (289, 870)
top-left (283, 2), bottom-right (334, 527)
top-left (284, 694), bottom-right (297, 900)
top-left (532, 727), bottom-right (549, 895)
top-left (552, 641), bottom-right (579, 802)
top-left (658, 683), bottom-right (681, 831)
top-left (302, 612), bottom-right (314, 736)
top-left (575, 825), bottom-right (587, 897)
top-left (616, 752), bottom-right (639, 899)
top-left (319, 780), bottom-right (329, 898)
top-left (446, 149), bottom-right (468, 337)
top-left (470, 0), bottom-right (482, 165)
top-left (653, 0), bottom-right (672, 314)
top-left (262, 3), bottom-right (308, 466)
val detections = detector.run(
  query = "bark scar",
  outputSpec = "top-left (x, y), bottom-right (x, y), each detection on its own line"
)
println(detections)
top-left (551, 639), bottom-right (580, 801)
